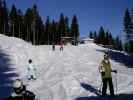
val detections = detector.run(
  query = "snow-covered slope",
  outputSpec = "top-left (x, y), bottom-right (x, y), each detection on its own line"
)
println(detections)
top-left (0, 34), bottom-right (133, 100)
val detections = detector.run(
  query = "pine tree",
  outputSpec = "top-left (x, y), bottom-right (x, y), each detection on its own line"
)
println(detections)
top-left (71, 15), bottom-right (79, 45)
top-left (119, 39), bottom-right (123, 51)
top-left (32, 4), bottom-right (44, 45)
top-left (108, 33), bottom-right (114, 46)
top-left (124, 42), bottom-right (129, 52)
top-left (9, 4), bottom-right (18, 37)
top-left (50, 20), bottom-right (57, 44)
top-left (24, 8), bottom-right (34, 42)
top-left (0, 0), bottom-right (3, 33)
top-left (128, 41), bottom-right (133, 52)
top-left (58, 13), bottom-right (66, 41)
top-left (98, 26), bottom-right (106, 44)
top-left (114, 36), bottom-right (120, 50)
top-left (55, 21), bottom-right (60, 44)
top-left (124, 9), bottom-right (132, 33)
top-left (89, 31), bottom-right (93, 39)
top-left (104, 31), bottom-right (109, 45)
top-left (45, 16), bottom-right (51, 44)
top-left (49, 21), bottom-right (53, 45)
top-left (17, 9), bottom-right (24, 39)
top-left (3, 0), bottom-right (9, 35)
top-left (32, 5), bottom-right (37, 45)
top-left (65, 16), bottom-right (70, 37)
top-left (37, 16), bottom-right (44, 45)
top-left (0, 0), bottom-right (9, 34)
top-left (93, 31), bottom-right (98, 43)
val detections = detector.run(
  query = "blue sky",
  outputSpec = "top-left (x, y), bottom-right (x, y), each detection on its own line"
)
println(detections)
top-left (6, 0), bottom-right (133, 37)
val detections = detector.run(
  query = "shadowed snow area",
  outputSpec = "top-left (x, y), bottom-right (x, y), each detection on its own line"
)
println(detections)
top-left (0, 34), bottom-right (133, 100)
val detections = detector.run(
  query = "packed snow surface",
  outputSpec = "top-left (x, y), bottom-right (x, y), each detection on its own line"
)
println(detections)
top-left (0, 34), bottom-right (133, 100)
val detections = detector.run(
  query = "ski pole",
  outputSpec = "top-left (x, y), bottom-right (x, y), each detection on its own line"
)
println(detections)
top-left (112, 70), bottom-right (118, 95)
top-left (115, 72), bottom-right (117, 95)
top-left (99, 80), bottom-right (102, 93)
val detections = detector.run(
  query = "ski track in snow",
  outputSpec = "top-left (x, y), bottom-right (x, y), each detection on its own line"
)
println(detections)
top-left (0, 34), bottom-right (133, 100)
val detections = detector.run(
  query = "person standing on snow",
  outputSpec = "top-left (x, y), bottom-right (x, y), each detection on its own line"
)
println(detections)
top-left (60, 41), bottom-right (64, 51)
top-left (4, 79), bottom-right (35, 100)
top-left (99, 52), bottom-right (117, 96)
top-left (28, 59), bottom-right (36, 80)
top-left (52, 43), bottom-right (55, 51)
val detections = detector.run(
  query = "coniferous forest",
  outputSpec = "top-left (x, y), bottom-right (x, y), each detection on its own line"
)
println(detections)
top-left (0, 1), bottom-right (79, 45)
top-left (89, 9), bottom-right (133, 53)
top-left (89, 27), bottom-right (123, 51)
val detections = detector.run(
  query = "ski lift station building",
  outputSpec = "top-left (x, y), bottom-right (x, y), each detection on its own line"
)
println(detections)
top-left (79, 37), bottom-right (94, 44)
top-left (61, 37), bottom-right (73, 45)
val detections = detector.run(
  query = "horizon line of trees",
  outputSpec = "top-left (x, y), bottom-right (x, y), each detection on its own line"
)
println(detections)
top-left (89, 27), bottom-right (123, 51)
top-left (0, 0), bottom-right (79, 45)
top-left (89, 8), bottom-right (133, 53)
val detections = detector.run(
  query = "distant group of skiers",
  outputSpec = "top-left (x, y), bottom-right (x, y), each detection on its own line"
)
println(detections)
top-left (4, 51), bottom-right (117, 100)
top-left (52, 41), bottom-right (64, 51)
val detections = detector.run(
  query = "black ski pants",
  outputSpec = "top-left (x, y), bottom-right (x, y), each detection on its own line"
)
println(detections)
top-left (102, 78), bottom-right (114, 96)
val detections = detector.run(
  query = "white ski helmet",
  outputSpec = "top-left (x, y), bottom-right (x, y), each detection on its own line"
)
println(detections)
top-left (13, 79), bottom-right (23, 89)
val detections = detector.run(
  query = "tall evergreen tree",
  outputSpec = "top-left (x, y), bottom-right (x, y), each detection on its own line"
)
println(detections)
top-left (3, 0), bottom-right (9, 35)
top-left (40, 24), bottom-right (45, 45)
top-left (119, 39), bottom-right (123, 51)
top-left (31, 5), bottom-right (37, 44)
top-left (50, 20), bottom-right (57, 44)
top-left (128, 41), bottom-right (133, 53)
top-left (71, 15), bottom-right (79, 45)
top-left (36, 16), bottom-right (44, 45)
top-left (17, 9), bottom-right (24, 38)
top-left (58, 13), bottom-right (66, 40)
top-left (9, 4), bottom-right (18, 37)
top-left (89, 31), bottom-right (93, 39)
top-left (93, 31), bottom-right (98, 43)
top-left (124, 9), bottom-right (132, 33)
top-left (104, 31), bottom-right (109, 45)
top-left (98, 26), bottom-right (106, 44)
top-left (24, 8), bottom-right (34, 42)
top-left (124, 42), bottom-right (129, 52)
top-left (0, 0), bottom-right (3, 33)
top-left (114, 36), bottom-right (120, 50)
top-left (116, 36), bottom-right (123, 51)
top-left (48, 21), bottom-right (54, 45)
top-left (32, 4), bottom-right (43, 45)
top-left (55, 21), bottom-right (60, 44)
top-left (65, 16), bottom-right (70, 37)
top-left (45, 16), bottom-right (51, 44)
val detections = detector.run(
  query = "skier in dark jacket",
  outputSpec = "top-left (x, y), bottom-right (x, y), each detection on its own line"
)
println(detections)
top-left (4, 79), bottom-right (35, 100)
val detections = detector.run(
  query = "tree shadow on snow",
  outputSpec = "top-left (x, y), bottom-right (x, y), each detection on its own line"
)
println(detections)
top-left (0, 49), bottom-right (18, 99)
top-left (75, 83), bottom-right (133, 100)
top-left (96, 49), bottom-right (133, 68)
